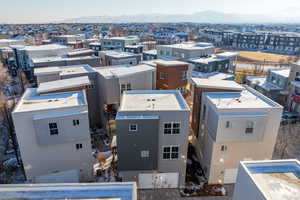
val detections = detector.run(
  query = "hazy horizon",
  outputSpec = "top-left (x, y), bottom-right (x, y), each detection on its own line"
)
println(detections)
top-left (1, 0), bottom-right (300, 23)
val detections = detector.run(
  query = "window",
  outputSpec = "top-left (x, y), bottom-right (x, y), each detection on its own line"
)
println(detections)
top-left (49, 123), bottom-right (58, 135)
top-left (141, 150), bottom-right (149, 158)
top-left (202, 105), bottom-right (206, 121)
top-left (164, 122), bottom-right (180, 135)
top-left (73, 119), bottom-right (80, 126)
top-left (129, 124), bottom-right (138, 132)
top-left (245, 121), bottom-right (254, 134)
top-left (120, 83), bottom-right (131, 93)
top-left (76, 144), bottom-right (83, 149)
top-left (163, 146), bottom-right (179, 160)
top-left (221, 145), bottom-right (227, 152)
top-left (160, 72), bottom-right (166, 80)
top-left (225, 121), bottom-right (231, 128)
top-left (181, 71), bottom-right (187, 80)
top-left (87, 84), bottom-right (95, 89)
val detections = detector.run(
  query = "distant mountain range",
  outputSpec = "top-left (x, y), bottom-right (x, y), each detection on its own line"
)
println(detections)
top-left (58, 10), bottom-right (300, 24)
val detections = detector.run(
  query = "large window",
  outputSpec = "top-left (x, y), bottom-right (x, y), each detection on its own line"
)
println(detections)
top-left (245, 121), bottom-right (254, 134)
top-left (49, 123), bottom-right (58, 135)
top-left (164, 122), bottom-right (180, 135)
top-left (163, 146), bottom-right (179, 160)
top-left (129, 124), bottom-right (138, 132)
top-left (121, 83), bottom-right (131, 93)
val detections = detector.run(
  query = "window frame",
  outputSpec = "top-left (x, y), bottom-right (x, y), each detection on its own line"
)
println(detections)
top-left (163, 122), bottom-right (181, 135)
top-left (76, 143), bottom-right (83, 150)
top-left (221, 144), bottom-right (228, 152)
top-left (160, 72), bottom-right (166, 80)
top-left (73, 119), bottom-right (80, 126)
top-left (245, 121), bottom-right (254, 134)
top-left (141, 150), bottom-right (150, 158)
top-left (129, 123), bottom-right (138, 132)
top-left (162, 145), bottom-right (179, 160)
top-left (225, 121), bottom-right (232, 128)
top-left (49, 122), bottom-right (59, 135)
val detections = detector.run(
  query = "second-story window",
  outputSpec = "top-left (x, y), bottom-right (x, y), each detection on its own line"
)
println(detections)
top-left (245, 121), bottom-right (254, 134)
top-left (73, 119), bottom-right (80, 126)
top-left (225, 121), bottom-right (232, 128)
top-left (164, 122), bottom-right (180, 135)
top-left (221, 145), bottom-right (228, 152)
top-left (49, 123), bottom-right (58, 135)
top-left (76, 144), bottom-right (83, 149)
top-left (163, 146), bottom-right (179, 160)
top-left (160, 72), bottom-right (166, 80)
top-left (121, 83), bottom-right (131, 93)
top-left (129, 124), bottom-right (138, 132)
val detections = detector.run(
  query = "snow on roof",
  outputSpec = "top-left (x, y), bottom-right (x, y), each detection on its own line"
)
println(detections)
top-left (22, 44), bottom-right (70, 51)
top-left (67, 49), bottom-right (95, 56)
top-left (34, 65), bottom-right (95, 76)
top-left (0, 182), bottom-right (137, 200)
top-left (271, 68), bottom-right (290, 78)
top-left (159, 42), bottom-right (214, 50)
top-left (13, 88), bottom-right (86, 113)
top-left (204, 86), bottom-right (282, 109)
top-left (156, 60), bottom-right (188, 66)
top-left (143, 49), bottom-right (157, 55)
top-left (241, 160), bottom-right (300, 200)
top-left (37, 76), bottom-right (90, 94)
top-left (216, 51), bottom-right (239, 57)
top-left (100, 50), bottom-right (138, 58)
top-left (32, 55), bottom-right (98, 64)
top-left (192, 78), bottom-right (244, 90)
top-left (119, 90), bottom-right (189, 111)
top-left (96, 64), bottom-right (155, 78)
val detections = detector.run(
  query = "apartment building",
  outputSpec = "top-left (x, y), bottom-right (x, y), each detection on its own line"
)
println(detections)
top-left (233, 160), bottom-right (300, 200)
top-left (96, 64), bottom-right (156, 107)
top-left (101, 36), bottom-right (140, 51)
top-left (143, 49), bottom-right (157, 61)
top-left (247, 68), bottom-right (290, 106)
top-left (157, 42), bottom-right (215, 61)
top-left (191, 78), bottom-right (244, 137)
top-left (12, 89), bottom-right (94, 183)
top-left (11, 44), bottom-right (72, 77)
top-left (34, 64), bottom-right (104, 128)
top-left (99, 50), bottom-right (142, 66)
top-left (0, 182), bottom-right (137, 200)
top-left (156, 60), bottom-right (189, 95)
top-left (124, 45), bottom-right (143, 54)
top-left (198, 86), bottom-right (283, 184)
top-left (188, 52), bottom-right (238, 76)
top-left (116, 90), bottom-right (190, 189)
top-left (288, 62), bottom-right (300, 112)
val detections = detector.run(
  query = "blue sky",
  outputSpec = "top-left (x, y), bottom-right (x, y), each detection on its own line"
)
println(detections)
top-left (0, 0), bottom-right (300, 23)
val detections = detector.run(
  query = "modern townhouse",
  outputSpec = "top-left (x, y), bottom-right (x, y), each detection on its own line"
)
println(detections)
top-left (233, 160), bottom-right (300, 200)
top-left (101, 36), bottom-right (140, 51)
top-left (191, 78), bottom-right (244, 138)
top-left (99, 50), bottom-right (142, 66)
top-left (143, 49), bottom-right (157, 61)
top-left (247, 68), bottom-right (290, 106)
top-left (155, 60), bottom-right (189, 95)
top-left (287, 62), bottom-right (300, 113)
top-left (157, 42), bottom-right (215, 61)
top-left (0, 182), bottom-right (137, 200)
top-left (116, 90), bottom-right (190, 189)
top-left (34, 64), bottom-right (104, 128)
top-left (96, 64), bottom-right (156, 110)
top-left (124, 45), bottom-right (143, 54)
top-left (52, 34), bottom-right (86, 46)
top-left (198, 86), bottom-right (283, 184)
top-left (12, 88), bottom-right (94, 183)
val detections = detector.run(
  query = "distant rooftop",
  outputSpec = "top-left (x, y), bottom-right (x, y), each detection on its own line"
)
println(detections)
top-left (34, 64), bottom-right (96, 76)
top-left (37, 76), bottom-right (90, 94)
top-left (99, 50), bottom-right (138, 58)
top-left (143, 49), bottom-right (157, 55)
top-left (119, 90), bottom-right (189, 111)
top-left (13, 88), bottom-right (86, 113)
top-left (32, 55), bottom-right (98, 64)
top-left (159, 42), bottom-right (214, 50)
top-left (156, 60), bottom-right (188, 66)
top-left (0, 182), bottom-right (137, 200)
top-left (192, 78), bottom-right (244, 90)
top-left (242, 160), bottom-right (300, 200)
top-left (106, 36), bottom-right (139, 41)
top-left (96, 64), bottom-right (155, 78)
top-left (22, 44), bottom-right (70, 51)
top-left (205, 86), bottom-right (282, 109)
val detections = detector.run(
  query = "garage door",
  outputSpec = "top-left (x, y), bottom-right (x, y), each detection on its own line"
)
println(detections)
top-left (224, 168), bottom-right (238, 184)
top-left (138, 173), bottom-right (179, 189)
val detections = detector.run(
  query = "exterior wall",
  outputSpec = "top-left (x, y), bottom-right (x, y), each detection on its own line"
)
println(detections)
top-left (117, 109), bottom-right (190, 188)
top-left (12, 105), bottom-right (94, 183)
top-left (117, 118), bottom-right (159, 171)
top-left (233, 164), bottom-right (266, 200)
top-left (156, 63), bottom-right (188, 90)
top-left (288, 63), bottom-right (300, 112)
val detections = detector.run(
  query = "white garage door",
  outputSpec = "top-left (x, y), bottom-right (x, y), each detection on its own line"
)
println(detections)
top-left (138, 173), bottom-right (179, 189)
top-left (224, 168), bottom-right (238, 184)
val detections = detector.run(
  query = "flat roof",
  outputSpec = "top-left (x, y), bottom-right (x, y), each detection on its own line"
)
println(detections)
top-left (34, 64), bottom-right (96, 76)
top-left (104, 36), bottom-right (139, 41)
top-left (156, 60), bottom-right (188, 66)
top-left (159, 42), bottom-right (214, 50)
top-left (13, 88), bottom-right (86, 113)
top-left (0, 182), bottom-right (136, 200)
top-left (271, 68), bottom-right (290, 78)
top-left (96, 64), bottom-right (155, 78)
top-left (205, 86), bottom-right (282, 109)
top-left (191, 78), bottom-right (244, 90)
top-left (241, 160), bottom-right (300, 200)
top-left (100, 50), bottom-right (138, 58)
top-left (22, 44), bottom-right (70, 51)
top-left (32, 55), bottom-right (98, 64)
top-left (119, 90), bottom-right (189, 111)
top-left (143, 49), bottom-right (157, 55)
top-left (37, 76), bottom-right (90, 94)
